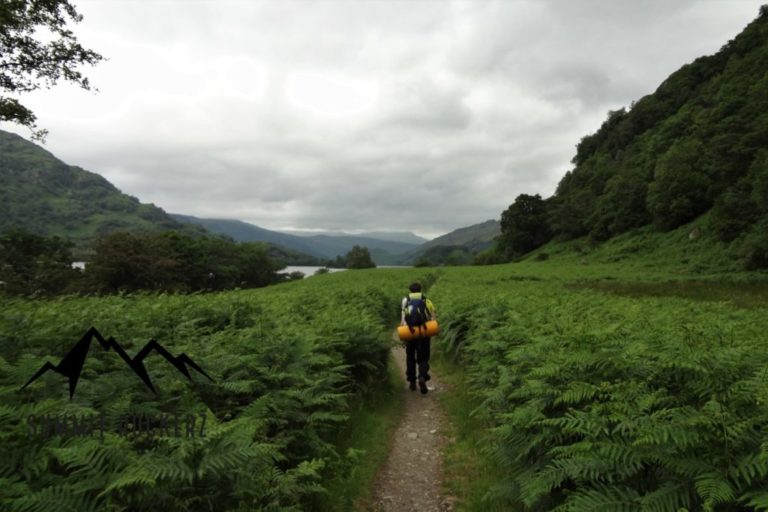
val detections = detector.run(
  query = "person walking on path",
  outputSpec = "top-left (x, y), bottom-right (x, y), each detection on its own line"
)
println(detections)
top-left (401, 282), bottom-right (436, 394)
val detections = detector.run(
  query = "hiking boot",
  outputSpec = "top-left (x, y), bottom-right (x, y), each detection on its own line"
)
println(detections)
top-left (409, 380), bottom-right (417, 391)
top-left (418, 376), bottom-right (428, 394)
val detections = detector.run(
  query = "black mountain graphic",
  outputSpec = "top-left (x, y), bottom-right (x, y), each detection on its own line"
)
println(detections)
top-left (20, 327), bottom-right (214, 399)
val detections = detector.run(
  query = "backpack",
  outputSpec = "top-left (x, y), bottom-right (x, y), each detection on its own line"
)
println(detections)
top-left (403, 294), bottom-right (430, 328)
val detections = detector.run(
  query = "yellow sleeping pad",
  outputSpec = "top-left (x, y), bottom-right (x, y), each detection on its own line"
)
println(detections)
top-left (398, 320), bottom-right (440, 341)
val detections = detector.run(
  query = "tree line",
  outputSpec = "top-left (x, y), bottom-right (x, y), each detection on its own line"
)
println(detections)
top-left (0, 230), bottom-right (382, 296)
top-left (0, 230), bottom-right (282, 296)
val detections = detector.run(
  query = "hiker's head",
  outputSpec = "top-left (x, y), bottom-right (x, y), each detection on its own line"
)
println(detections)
top-left (409, 282), bottom-right (422, 293)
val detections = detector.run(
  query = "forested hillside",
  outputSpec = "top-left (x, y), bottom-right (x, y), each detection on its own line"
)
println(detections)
top-left (0, 130), bottom-right (203, 244)
top-left (496, 6), bottom-right (768, 269)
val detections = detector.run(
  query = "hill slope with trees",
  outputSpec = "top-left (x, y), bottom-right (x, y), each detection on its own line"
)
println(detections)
top-left (0, 130), bottom-right (203, 246)
top-left (494, 6), bottom-right (768, 270)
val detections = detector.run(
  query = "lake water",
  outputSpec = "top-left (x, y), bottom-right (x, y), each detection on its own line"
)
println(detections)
top-left (278, 265), bottom-right (411, 278)
top-left (278, 266), bottom-right (347, 277)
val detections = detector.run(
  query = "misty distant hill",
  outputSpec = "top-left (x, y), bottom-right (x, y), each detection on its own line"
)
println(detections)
top-left (284, 229), bottom-right (428, 245)
top-left (398, 219), bottom-right (501, 265)
top-left (172, 214), bottom-right (421, 265)
top-left (420, 219), bottom-right (500, 250)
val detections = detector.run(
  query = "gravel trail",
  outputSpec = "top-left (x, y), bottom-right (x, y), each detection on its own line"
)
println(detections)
top-left (370, 341), bottom-right (454, 512)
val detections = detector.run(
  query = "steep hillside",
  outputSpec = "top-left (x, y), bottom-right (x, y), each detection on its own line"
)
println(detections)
top-left (496, 6), bottom-right (768, 269)
top-left (0, 130), bottom-right (203, 244)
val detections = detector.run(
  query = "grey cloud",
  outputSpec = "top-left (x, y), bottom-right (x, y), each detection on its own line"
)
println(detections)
top-left (4, 0), bottom-right (764, 238)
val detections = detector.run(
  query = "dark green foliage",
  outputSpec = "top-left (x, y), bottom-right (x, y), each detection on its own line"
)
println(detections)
top-left (85, 231), bottom-right (280, 293)
top-left (498, 194), bottom-right (552, 259)
top-left (1, 230), bottom-right (284, 296)
top-left (414, 245), bottom-right (474, 266)
top-left (741, 219), bottom-right (768, 270)
top-left (589, 171), bottom-right (650, 241)
top-left (647, 139), bottom-right (713, 230)
top-left (345, 245), bottom-right (376, 269)
top-left (709, 180), bottom-right (759, 242)
top-left (0, 229), bottom-right (81, 296)
top-left (0, 0), bottom-right (103, 139)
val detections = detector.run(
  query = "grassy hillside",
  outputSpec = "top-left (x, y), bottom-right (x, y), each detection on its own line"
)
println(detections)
top-left (0, 130), bottom-right (204, 248)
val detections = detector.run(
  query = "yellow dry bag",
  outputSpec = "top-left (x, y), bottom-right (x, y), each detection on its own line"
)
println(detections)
top-left (398, 320), bottom-right (439, 341)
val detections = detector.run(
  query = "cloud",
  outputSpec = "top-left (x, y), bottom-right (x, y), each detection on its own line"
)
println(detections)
top-left (2, 0), bottom-right (764, 239)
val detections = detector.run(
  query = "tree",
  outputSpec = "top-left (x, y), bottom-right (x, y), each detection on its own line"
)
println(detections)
top-left (0, 0), bottom-right (103, 139)
top-left (498, 194), bottom-right (552, 259)
top-left (646, 139), bottom-right (713, 230)
top-left (589, 171), bottom-right (651, 241)
top-left (345, 245), bottom-right (376, 269)
top-left (0, 229), bottom-right (81, 295)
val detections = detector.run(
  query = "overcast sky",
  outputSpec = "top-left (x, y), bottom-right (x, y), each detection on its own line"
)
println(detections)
top-left (2, 0), bottom-right (764, 239)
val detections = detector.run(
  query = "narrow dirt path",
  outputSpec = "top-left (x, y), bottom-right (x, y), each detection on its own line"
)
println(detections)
top-left (370, 341), bottom-right (453, 512)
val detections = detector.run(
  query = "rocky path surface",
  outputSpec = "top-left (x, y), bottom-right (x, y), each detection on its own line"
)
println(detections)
top-left (371, 342), bottom-right (453, 512)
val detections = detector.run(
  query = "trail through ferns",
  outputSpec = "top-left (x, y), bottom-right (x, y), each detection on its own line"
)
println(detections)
top-left (371, 342), bottom-right (455, 512)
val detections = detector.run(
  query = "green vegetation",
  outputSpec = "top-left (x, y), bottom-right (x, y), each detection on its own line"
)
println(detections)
top-left (3, 239), bottom-right (768, 511)
top-left (0, 267), bottom-right (428, 511)
top-left (0, 230), bottom-right (288, 296)
top-left (343, 245), bottom-right (376, 269)
top-left (414, 245), bottom-right (475, 267)
top-left (430, 261), bottom-right (768, 511)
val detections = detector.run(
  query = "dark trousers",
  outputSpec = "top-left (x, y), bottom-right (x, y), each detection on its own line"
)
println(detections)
top-left (405, 337), bottom-right (430, 382)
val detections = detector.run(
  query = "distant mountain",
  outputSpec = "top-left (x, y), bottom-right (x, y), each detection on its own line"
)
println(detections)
top-left (284, 229), bottom-right (428, 245)
top-left (398, 220), bottom-right (501, 265)
top-left (170, 214), bottom-right (322, 257)
top-left (421, 220), bottom-right (500, 250)
top-left (0, 130), bottom-right (204, 249)
top-left (172, 214), bottom-right (419, 265)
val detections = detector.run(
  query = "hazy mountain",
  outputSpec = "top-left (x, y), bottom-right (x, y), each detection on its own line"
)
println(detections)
top-left (172, 214), bottom-right (419, 265)
top-left (420, 219), bottom-right (500, 250)
top-left (170, 214), bottom-right (323, 257)
top-left (397, 219), bottom-right (501, 265)
top-left (282, 229), bottom-right (428, 245)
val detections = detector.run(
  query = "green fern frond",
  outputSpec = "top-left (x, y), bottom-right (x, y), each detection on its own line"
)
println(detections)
top-left (694, 471), bottom-right (736, 508)
top-left (8, 484), bottom-right (100, 512)
top-left (563, 483), bottom-right (641, 512)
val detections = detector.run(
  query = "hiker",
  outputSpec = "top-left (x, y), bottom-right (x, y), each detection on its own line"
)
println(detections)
top-left (401, 282), bottom-right (436, 394)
